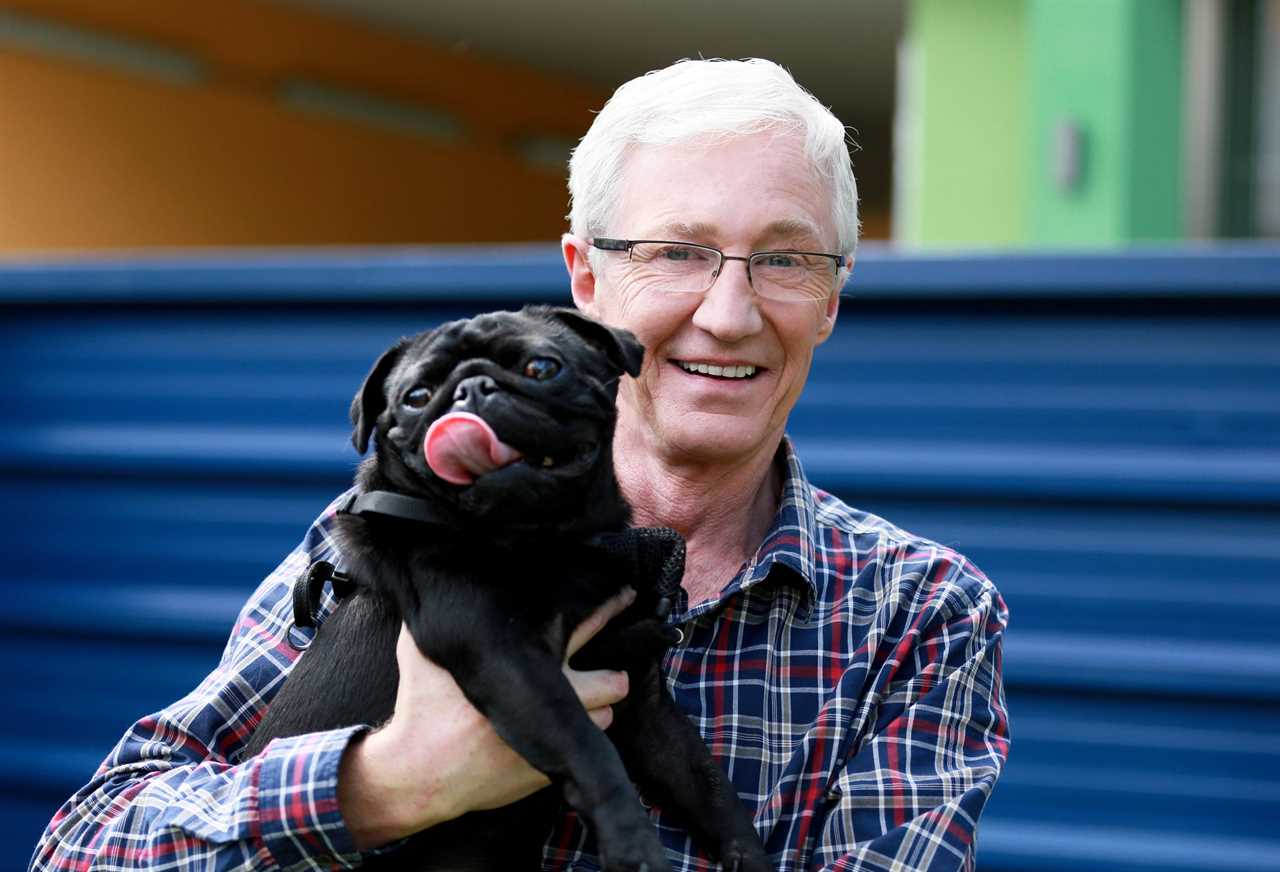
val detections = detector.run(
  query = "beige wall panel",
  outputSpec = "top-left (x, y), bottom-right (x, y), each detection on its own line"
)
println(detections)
top-left (4, 0), bottom-right (605, 142)
top-left (0, 50), bottom-right (571, 250)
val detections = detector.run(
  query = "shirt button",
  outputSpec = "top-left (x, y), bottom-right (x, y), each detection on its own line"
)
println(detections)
top-left (825, 787), bottom-right (842, 803)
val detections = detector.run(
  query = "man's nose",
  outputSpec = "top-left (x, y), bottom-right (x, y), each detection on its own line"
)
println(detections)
top-left (691, 258), bottom-right (763, 342)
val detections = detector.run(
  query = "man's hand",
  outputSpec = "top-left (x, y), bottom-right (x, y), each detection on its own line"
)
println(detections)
top-left (337, 588), bottom-right (636, 850)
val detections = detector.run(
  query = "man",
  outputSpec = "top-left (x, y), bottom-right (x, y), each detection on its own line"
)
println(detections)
top-left (31, 59), bottom-right (1008, 871)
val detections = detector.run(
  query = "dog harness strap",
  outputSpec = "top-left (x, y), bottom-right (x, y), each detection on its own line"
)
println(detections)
top-left (589, 526), bottom-right (687, 618)
top-left (344, 490), bottom-right (455, 526)
top-left (292, 560), bottom-right (334, 629)
top-left (287, 560), bottom-right (360, 650)
top-left (634, 527), bottom-right (687, 617)
top-left (291, 565), bottom-right (316, 630)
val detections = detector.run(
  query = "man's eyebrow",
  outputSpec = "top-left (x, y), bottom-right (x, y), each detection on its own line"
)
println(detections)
top-left (762, 218), bottom-right (825, 247)
top-left (652, 218), bottom-right (827, 248)
top-left (654, 220), bottom-right (718, 241)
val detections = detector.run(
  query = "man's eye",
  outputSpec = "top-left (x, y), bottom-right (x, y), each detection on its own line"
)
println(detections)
top-left (660, 246), bottom-right (704, 262)
top-left (523, 357), bottom-right (561, 381)
top-left (762, 253), bottom-right (799, 268)
top-left (403, 386), bottom-right (433, 409)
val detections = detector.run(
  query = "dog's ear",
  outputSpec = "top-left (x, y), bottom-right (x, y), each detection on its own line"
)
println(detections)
top-left (350, 340), bottom-right (407, 454)
top-left (548, 308), bottom-right (644, 377)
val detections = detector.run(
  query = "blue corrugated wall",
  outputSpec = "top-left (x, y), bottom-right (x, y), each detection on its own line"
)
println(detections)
top-left (3, 245), bottom-right (1279, 871)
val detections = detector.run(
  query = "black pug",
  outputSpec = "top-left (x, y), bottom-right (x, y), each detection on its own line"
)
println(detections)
top-left (243, 306), bottom-right (770, 871)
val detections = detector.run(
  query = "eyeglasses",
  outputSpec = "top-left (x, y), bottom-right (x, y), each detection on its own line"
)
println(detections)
top-left (590, 238), bottom-right (844, 303)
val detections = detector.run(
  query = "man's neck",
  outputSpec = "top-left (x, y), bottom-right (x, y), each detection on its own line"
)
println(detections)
top-left (612, 424), bottom-right (784, 607)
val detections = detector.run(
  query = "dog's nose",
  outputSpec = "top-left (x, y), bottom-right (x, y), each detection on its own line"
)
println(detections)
top-left (452, 375), bottom-right (498, 406)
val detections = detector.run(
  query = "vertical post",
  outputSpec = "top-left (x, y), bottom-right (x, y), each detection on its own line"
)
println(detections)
top-left (1218, 0), bottom-right (1262, 238)
top-left (1183, 0), bottom-right (1225, 239)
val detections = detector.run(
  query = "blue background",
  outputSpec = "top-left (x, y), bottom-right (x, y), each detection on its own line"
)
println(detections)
top-left (4, 245), bottom-right (1279, 871)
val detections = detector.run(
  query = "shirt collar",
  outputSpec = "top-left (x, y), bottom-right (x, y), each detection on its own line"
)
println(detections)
top-left (738, 437), bottom-right (820, 603)
top-left (671, 437), bottom-right (821, 624)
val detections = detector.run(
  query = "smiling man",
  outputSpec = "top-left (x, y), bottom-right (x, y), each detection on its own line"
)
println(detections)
top-left (32, 59), bottom-right (1009, 872)
top-left (564, 130), bottom-right (848, 609)
top-left (545, 65), bottom-right (1009, 868)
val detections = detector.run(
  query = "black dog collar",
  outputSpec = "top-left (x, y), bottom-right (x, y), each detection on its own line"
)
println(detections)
top-left (289, 490), bottom-right (443, 644)
top-left (288, 490), bottom-right (688, 649)
top-left (337, 490), bottom-right (686, 607)
top-left (339, 489), bottom-right (455, 527)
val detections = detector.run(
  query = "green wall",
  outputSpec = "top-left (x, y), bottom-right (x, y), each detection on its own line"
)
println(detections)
top-left (904, 0), bottom-right (1184, 247)
top-left (910, 0), bottom-right (1028, 246)
top-left (1027, 0), bottom-right (1183, 244)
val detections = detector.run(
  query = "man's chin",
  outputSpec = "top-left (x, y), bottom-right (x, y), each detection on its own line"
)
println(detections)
top-left (647, 414), bottom-right (779, 467)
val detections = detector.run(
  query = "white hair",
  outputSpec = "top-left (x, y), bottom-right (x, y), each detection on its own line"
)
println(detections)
top-left (568, 58), bottom-right (860, 258)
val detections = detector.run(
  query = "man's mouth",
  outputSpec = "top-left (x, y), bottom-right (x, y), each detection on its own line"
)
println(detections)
top-left (673, 360), bottom-right (759, 380)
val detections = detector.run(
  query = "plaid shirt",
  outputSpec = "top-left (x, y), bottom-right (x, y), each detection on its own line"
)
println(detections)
top-left (31, 441), bottom-right (1009, 872)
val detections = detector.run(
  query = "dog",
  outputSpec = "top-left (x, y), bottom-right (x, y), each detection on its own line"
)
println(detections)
top-left (243, 306), bottom-right (770, 871)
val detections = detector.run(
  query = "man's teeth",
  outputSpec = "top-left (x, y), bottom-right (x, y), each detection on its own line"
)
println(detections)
top-left (676, 361), bottom-right (757, 379)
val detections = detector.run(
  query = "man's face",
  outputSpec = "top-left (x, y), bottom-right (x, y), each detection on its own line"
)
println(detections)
top-left (566, 133), bottom-right (844, 468)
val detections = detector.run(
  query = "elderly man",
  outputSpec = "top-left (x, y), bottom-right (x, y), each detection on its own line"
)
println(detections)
top-left (32, 59), bottom-right (1008, 872)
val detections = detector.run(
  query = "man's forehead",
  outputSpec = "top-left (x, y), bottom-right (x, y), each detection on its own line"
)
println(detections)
top-left (612, 135), bottom-right (838, 249)
top-left (652, 217), bottom-right (827, 247)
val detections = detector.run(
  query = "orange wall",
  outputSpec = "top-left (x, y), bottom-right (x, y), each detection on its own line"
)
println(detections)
top-left (0, 1), bottom-right (607, 251)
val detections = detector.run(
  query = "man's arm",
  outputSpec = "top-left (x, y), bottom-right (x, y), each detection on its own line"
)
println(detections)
top-left (30, 495), bottom-right (631, 871)
top-left (29, 521), bottom-right (367, 872)
top-left (813, 560), bottom-right (1011, 872)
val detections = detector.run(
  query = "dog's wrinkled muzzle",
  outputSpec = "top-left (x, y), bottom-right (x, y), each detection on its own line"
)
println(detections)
top-left (424, 411), bottom-right (524, 486)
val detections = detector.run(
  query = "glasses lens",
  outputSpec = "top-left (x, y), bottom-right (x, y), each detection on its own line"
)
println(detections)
top-left (628, 242), bottom-right (720, 294)
top-left (750, 252), bottom-right (839, 302)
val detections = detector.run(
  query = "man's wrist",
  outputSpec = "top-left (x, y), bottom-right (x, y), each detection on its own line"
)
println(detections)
top-left (338, 724), bottom-right (455, 850)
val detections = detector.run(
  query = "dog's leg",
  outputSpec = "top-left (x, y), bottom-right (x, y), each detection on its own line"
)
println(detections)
top-left (610, 664), bottom-right (772, 872)
top-left (405, 605), bottom-right (672, 872)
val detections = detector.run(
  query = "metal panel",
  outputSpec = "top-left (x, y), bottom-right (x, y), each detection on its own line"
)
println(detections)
top-left (3, 247), bottom-right (1278, 870)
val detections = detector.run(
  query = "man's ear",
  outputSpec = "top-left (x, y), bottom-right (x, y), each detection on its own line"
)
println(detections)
top-left (349, 340), bottom-right (407, 454)
top-left (816, 257), bottom-right (851, 345)
top-left (562, 233), bottom-right (599, 318)
top-left (549, 308), bottom-right (644, 377)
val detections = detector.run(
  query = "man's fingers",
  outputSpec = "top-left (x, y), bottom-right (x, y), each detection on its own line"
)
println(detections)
top-left (565, 586), bottom-right (636, 657)
top-left (587, 706), bottom-right (614, 730)
top-left (566, 667), bottom-right (626, 731)
top-left (565, 666), bottom-right (628, 712)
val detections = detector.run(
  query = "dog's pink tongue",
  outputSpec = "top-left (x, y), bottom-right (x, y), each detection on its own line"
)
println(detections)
top-left (424, 411), bottom-right (523, 486)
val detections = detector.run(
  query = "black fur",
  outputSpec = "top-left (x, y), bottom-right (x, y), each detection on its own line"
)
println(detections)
top-left (243, 306), bottom-right (769, 871)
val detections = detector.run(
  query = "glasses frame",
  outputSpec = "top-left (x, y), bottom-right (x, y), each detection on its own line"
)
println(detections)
top-left (590, 237), bottom-right (845, 301)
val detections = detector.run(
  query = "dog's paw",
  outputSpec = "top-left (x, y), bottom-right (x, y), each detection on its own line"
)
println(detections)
top-left (599, 850), bottom-right (673, 872)
top-left (597, 823), bottom-right (672, 872)
top-left (617, 618), bottom-right (683, 658)
top-left (720, 840), bottom-right (773, 872)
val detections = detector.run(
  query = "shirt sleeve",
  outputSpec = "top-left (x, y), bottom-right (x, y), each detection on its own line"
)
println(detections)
top-left (812, 556), bottom-right (1011, 872)
top-left (29, 493), bottom-right (372, 872)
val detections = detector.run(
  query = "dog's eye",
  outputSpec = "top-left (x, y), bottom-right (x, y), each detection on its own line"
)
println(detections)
top-left (523, 357), bottom-right (561, 381)
top-left (403, 386), bottom-right (433, 409)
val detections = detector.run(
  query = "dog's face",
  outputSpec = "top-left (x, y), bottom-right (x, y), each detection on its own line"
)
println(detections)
top-left (351, 306), bottom-right (643, 527)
